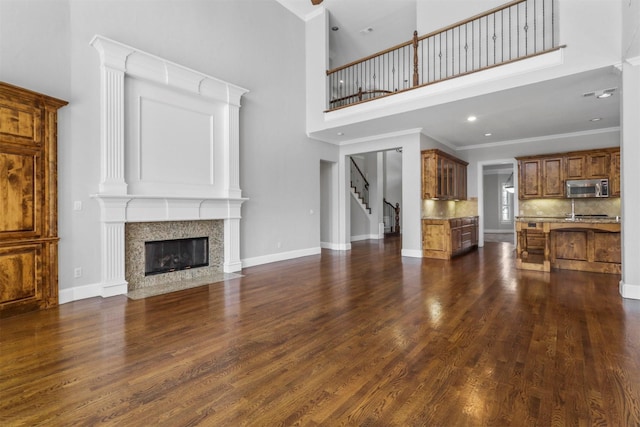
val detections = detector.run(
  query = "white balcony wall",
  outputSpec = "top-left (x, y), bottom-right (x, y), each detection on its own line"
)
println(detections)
top-left (307, 0), bottom-right (621, 138)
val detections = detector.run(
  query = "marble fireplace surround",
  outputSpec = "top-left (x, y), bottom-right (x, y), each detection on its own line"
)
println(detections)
top-left (91, 35), bottom-right (249, 298)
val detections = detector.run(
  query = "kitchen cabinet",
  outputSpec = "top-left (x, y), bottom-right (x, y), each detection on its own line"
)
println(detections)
top-left (421, 149), bottom-right (468, 200)
top-left (565, 152), bottom-right (610, 180)
top-left (551, 229), bottom-right (620, 273)
top-left (516, 147), bottom-right (620, 200)
top-left (519, 157), bottom-right (564, 199)
top-left (541, 157), bottom-right (564, 197)
top-left (422, 216), bottom-right (478, 259)
top-left (0, 82), bottom-right (67, 318)
top-left (516, 218), bottom-right (621, 274)
top-left (518, 159), bottom-right (542, 199)
top-left (610, 150), bottom-right (621, 197)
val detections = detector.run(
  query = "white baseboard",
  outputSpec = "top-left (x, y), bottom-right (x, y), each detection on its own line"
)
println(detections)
top-left (242, 246), bottom-right (322, 268)
top-left (620, 280), bottom-right (640, 300)
top-left (484, 229), bottom-right (514, 234)
top-left (321, 241), bottom-right (351, 250)
top-left (59, 279), bottom-right (130, 304)
top-left (102, 281), bottom-right (128, 298)
top-left (401, 249), bottom-right (423, 258)
top-left (59, 282), bottom-right (104, 304)
top-left (223, 261), bottom-right (243, 273)
top-left (350, 234), bottom-right (382, 242)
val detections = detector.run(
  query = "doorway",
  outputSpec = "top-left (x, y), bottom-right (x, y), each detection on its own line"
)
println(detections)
top-left (479, 161), bottom-right (517, 245)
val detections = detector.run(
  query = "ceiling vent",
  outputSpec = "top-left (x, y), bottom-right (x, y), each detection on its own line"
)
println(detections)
top-left (583, 88), bottom-right (617, 98)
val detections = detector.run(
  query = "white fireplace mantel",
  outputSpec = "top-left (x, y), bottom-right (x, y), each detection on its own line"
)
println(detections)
top-left (90, 35), bottom-right (249, 297)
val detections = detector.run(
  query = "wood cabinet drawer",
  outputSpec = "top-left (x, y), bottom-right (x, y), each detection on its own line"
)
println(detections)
top-left (594, 232), bottom-right (621, 263)
top-left (0, 243), bottom-right (41, 305)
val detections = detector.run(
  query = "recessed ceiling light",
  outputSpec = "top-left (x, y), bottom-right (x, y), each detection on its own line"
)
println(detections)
top-left (596, 92), bottom-right (613, 99)
top-left (467, 115), bottom-right (477, 122)
top-left (337, 132), bottom-right (344, 136)
top-left (484, 133), bottom-right (492, 136)
top-left (589, 117), bottom-right (603, 122)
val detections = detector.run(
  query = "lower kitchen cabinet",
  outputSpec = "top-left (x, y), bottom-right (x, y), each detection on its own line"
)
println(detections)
top-left (516, 218), bottom-right (621, 274)
top-left (422, 216), bottom-right (478, 259)
top-left (550, 229), bottom-right (621, 273)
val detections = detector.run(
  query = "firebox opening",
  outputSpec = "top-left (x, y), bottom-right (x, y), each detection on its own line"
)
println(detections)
top-left (144, 237), bottom-right (209, 276)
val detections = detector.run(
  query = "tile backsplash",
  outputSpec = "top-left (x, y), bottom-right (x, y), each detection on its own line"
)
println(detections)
top-left (518, 198), bottom-right (621, 217)
top-left (422, 198), bottom-right (478, 218)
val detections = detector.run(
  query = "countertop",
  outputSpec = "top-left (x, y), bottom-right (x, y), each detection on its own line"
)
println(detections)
top-left (422, 215), bottom-right (478, 220)
top-left (516, 216), bottom-right (620, 224)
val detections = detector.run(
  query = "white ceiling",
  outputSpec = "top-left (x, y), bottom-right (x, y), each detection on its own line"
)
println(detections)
top-left (276, 0), bottom-right (621, 149)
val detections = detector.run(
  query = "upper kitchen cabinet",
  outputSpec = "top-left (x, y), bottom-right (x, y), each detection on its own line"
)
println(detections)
top-left (565, 151), bottom-right (610, 180)
top-left (610, 150), bottom-right (621, 197)
top-left (518, 158), bottom-right (542, 199)
top-left (518, 156), bottom-right (563, 199)
top-left (541, 157), bottom-right (564, 197)
top-left (517, 147), bottom-right (620, 200)
top-left (421, 149), bottom-right (468, 200)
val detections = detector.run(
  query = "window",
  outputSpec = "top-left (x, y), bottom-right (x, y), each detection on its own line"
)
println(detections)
top-left (500, 181), bottom-right (513, 223)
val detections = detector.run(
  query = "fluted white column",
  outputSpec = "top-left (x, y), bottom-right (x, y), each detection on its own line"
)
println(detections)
top-left (95, 196), bottom-right (130, 296)
top-left (224, 216), bottom-right (242, 272)
top-left (224, 86), bottom-right (245, 199)
top-left (91, 36), bottom-right (133, 195)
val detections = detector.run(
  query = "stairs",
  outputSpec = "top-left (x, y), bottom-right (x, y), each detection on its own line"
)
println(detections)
top-left (350, 185), bottom-right (371, 214)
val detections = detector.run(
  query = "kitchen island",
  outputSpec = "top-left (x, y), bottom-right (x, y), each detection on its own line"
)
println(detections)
top-left (515, 216), bottom-right (621, 274)
top-left (422, 216), bottom-right (479, 259)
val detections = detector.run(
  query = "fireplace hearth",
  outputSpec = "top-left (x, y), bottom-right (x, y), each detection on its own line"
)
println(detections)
top-left (145, 237), bottom-right (209, 276)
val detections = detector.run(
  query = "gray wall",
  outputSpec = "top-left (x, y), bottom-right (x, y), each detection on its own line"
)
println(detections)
top-left (0, 0), bottom-right (337, 293)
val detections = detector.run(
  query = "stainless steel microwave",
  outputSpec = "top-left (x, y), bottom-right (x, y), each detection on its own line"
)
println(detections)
top-left (566, 179), bottom-right (609, 198)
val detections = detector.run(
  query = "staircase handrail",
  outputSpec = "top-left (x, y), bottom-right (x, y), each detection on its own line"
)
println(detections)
top-left (383, 198), bottom-right (401, 234)
top-left (350, 157), bottom-right (369, 189)
top-left (326, 0), bottom-right (561, 110)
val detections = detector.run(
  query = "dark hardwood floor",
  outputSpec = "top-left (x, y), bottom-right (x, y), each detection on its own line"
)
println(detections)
top-left (2, 237), bottom-right (640, 426)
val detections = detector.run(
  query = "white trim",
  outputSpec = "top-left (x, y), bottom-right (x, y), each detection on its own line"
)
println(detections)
top-left (59, 282), bottom-right (104, 304)
top-left (242, 247), bottom-right (322, 268)
top-left (458, 127), bottom-right (620, 151)
top-left (484, 229), bottom-right (514, 234)
top-left (350, 234), bottom-right (382, 242)
top-left (620, 281), bottom-right (640, 300)
top-left (335, 128), bottom-right (423, 146)
top-left (321, 241), bottom-right (344, 250)
top-left (626, 56), bottom-right (640, 67)
top-left (401, 249), bottom-right (423, 258)
top-left (331, 243), bottom-right (352, 251)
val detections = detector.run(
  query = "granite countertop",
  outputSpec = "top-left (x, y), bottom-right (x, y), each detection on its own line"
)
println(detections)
top-left (422, 215), bottom-right (478, 220)
top-left (516, 216), bottom-right (621, 224)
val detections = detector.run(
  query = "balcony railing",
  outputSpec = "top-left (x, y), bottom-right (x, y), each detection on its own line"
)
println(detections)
top-left (327, 0), bottom-right (559, 111)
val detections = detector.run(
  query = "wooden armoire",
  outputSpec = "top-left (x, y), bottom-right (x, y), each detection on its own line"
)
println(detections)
top-left (0, 82), bottom-right (67, 318)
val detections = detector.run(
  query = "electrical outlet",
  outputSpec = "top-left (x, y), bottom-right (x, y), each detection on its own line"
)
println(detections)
top-left (73, 201), bottom-right (82, 211)
top-left (74, 267), bottom-right (82, 278)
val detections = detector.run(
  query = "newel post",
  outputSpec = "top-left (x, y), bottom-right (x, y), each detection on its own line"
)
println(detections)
top-left (412, 30), bottom-right (419, 87)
